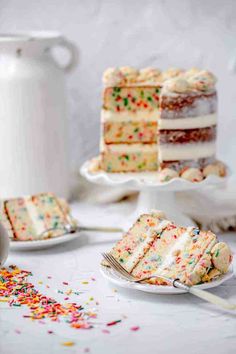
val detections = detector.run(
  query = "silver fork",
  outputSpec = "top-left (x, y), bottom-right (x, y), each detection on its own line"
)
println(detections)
top-left (102, 252), bottom-right (236, 311)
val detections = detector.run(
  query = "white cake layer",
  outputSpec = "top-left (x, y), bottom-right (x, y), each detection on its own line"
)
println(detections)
top-left (159, 113), bottom-right (217, 130)
top-left (159, 141), bottom-right (216, 161)
top-left (101, 109), bottom-right (160, 122)
top-left (101, 142), bottom-right (157, 153)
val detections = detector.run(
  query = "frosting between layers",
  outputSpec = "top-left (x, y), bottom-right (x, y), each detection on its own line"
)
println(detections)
top-left (102, 142), bottom-right (157, 153)
top-left (159, 113), bottom-right (217, 130)
top-left (159, 141), bottom-right (216, 161)
top-left (25, 199), bottom-right (46, 237)
top-left (101, 109), bottom-right (160, 122)
top-left (156, 227), bottom-right (194, 275)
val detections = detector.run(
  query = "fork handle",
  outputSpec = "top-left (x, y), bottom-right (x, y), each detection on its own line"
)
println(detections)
top-left (173, 279), bottom-right (236, 310)
top-left (188, 287), bottom-right (236, 310)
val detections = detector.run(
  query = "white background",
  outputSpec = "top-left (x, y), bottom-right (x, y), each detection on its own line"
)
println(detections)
top-left (0, 0), bottom-right (236, 176)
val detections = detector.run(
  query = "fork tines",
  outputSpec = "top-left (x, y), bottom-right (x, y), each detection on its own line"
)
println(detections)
top-left (101, 252), bottom-right (134, 280)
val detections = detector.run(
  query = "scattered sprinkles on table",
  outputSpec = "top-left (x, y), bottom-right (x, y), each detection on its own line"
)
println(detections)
top-left (0, 265), bottom-right (96, 330)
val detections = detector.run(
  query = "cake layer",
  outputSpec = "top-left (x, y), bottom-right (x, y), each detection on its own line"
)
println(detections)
top-left (103, 86), bottom-right (161, 112)
top-left (159, 126), bottom-right (216, 144)
top-left (160, 91), bottom-right (217, 119)
top-left (158, 141), bottom-right (215, 161)
top-left (100, 143), bottom-right (158, 172)
top-left (103, 121), bottom-right (157, 143)
top-left (159, 113), bottom-right (217, 130)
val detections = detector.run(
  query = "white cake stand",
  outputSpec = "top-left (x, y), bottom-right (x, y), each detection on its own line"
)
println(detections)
top-left (80, 159), bottom-right (228, 227)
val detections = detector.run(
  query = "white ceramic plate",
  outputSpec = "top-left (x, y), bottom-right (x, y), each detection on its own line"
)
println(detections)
top-left (10, 232), bottom-right (80, 251)
top-left (80, 159), bottom-right (228, 191)
top-left (100, 265), bottom-right (234, 294)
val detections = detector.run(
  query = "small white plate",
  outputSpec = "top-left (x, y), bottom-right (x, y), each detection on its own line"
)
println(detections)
top-left (10, 232), bottom-right (80, 251)
top-left (100, 265), bottom-right (234, 294)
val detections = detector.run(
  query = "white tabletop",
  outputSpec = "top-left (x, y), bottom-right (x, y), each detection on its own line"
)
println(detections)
top-left (1, 201), bottom-right (236, 354)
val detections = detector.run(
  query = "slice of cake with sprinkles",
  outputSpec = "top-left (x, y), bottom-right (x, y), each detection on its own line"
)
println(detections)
top-left (106, 210), bottom-right (232, 285)
top-left (98, 66), bottom-right (226, 180)
top-left (3, 193), bottom-right (77, 241)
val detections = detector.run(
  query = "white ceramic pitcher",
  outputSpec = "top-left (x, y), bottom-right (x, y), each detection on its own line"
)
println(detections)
top-left (0, 31), bottom-right (78, 199)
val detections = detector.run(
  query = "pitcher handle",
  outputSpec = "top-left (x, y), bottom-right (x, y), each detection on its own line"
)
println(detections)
top-left (54, 37), bottom-right (79, 73)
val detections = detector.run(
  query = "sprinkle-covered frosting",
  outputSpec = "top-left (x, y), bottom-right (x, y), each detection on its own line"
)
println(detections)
top-left (188, 70), bottom-right (217, 92)
top-left (120, 66), bottom-right (139, 83)
top-left (103, 68), bottom-right (126, 87)
top-left (163, 77), bottom-right (190, 94)
top-left (102, 67), bottom-right (217, 93)
top-left (137, 67), bottom-right (161, 83)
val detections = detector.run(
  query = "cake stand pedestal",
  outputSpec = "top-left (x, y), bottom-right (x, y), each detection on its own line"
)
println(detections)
top-left (80, 160), bottom-right (227, 228)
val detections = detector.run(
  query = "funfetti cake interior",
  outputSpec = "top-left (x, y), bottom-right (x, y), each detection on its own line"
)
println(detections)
top-left (108, 211), bottom-right (232, 285)
top-left (2, 193), bottom-right (77, 241)
top-left (99, 66), bottom-right (226, 180)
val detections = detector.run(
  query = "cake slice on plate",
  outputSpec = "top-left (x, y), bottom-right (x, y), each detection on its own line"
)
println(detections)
top-left (2, 192), bottom-right (77, 241)
top-left (107, 211), bottom-right (232, 285)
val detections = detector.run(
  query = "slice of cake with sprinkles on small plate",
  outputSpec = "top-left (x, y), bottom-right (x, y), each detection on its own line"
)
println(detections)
top-left (106, 210), bottom-right (232, 285)
top-left (3, 192), bottom-right (77, 241)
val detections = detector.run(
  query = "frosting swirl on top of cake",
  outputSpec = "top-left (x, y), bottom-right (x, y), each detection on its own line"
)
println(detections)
top-left (188, 70), bottom-right (217, 91)
top-left (120, 66), bottom-right (139, 83)
top-left (137, 67), bottom-right (161, 83)
top-left (103, 68), bottom-right (126, 87)
top-left (162, 69), bottom-right (217, 94)
top-left (160, 67), bottom-right (183, 82)
top-left (163, 77), bottom-right (190, 93)
top-left (102, 67), bottom-right (217, 91)
top-left (183, 67), bottom-right (200, 78)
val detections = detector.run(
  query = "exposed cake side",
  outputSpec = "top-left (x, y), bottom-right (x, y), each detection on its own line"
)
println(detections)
top-left (158, 71), bottom-right (218, 176)
top-left (101, 67), bottom-right (163, 172)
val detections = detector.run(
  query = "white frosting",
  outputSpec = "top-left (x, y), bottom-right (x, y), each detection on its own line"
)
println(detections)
top-left (25, 199), bottom-right (45, 237)
top-left (159, 141), bottom-right (216, 161)
top-left (181, 168), bottom-right (203, 182)
top-left (102, 143), bottom-right (157, 153)
top-left (188, 70), bottom-right (217, 92)
top-left (101, 109), bottom-right (160, 122)
top-left (159, 113), bottom-right (217, 130)
top-left (120, 66), bottom-right (139, 83)
top-left (163, 77), bottom-right (190, 94)
top-left (125, 219), bottom-right (171, 270)
top-left (157, 227), bottom-right (193, 275)
top-left (103, 68), bottom-right (125, 87)
top-left (137, 67), bottom-right (161, 83)
top-left (158, 168), bottom-right (178, 182)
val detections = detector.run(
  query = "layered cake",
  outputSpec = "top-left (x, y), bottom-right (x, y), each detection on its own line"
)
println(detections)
top-left (99, 67), bottom-right (226, 180)
top-left (0, 193), bottom-right (77, 241)
top-left (106, 211), bottom-right (232, 285)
